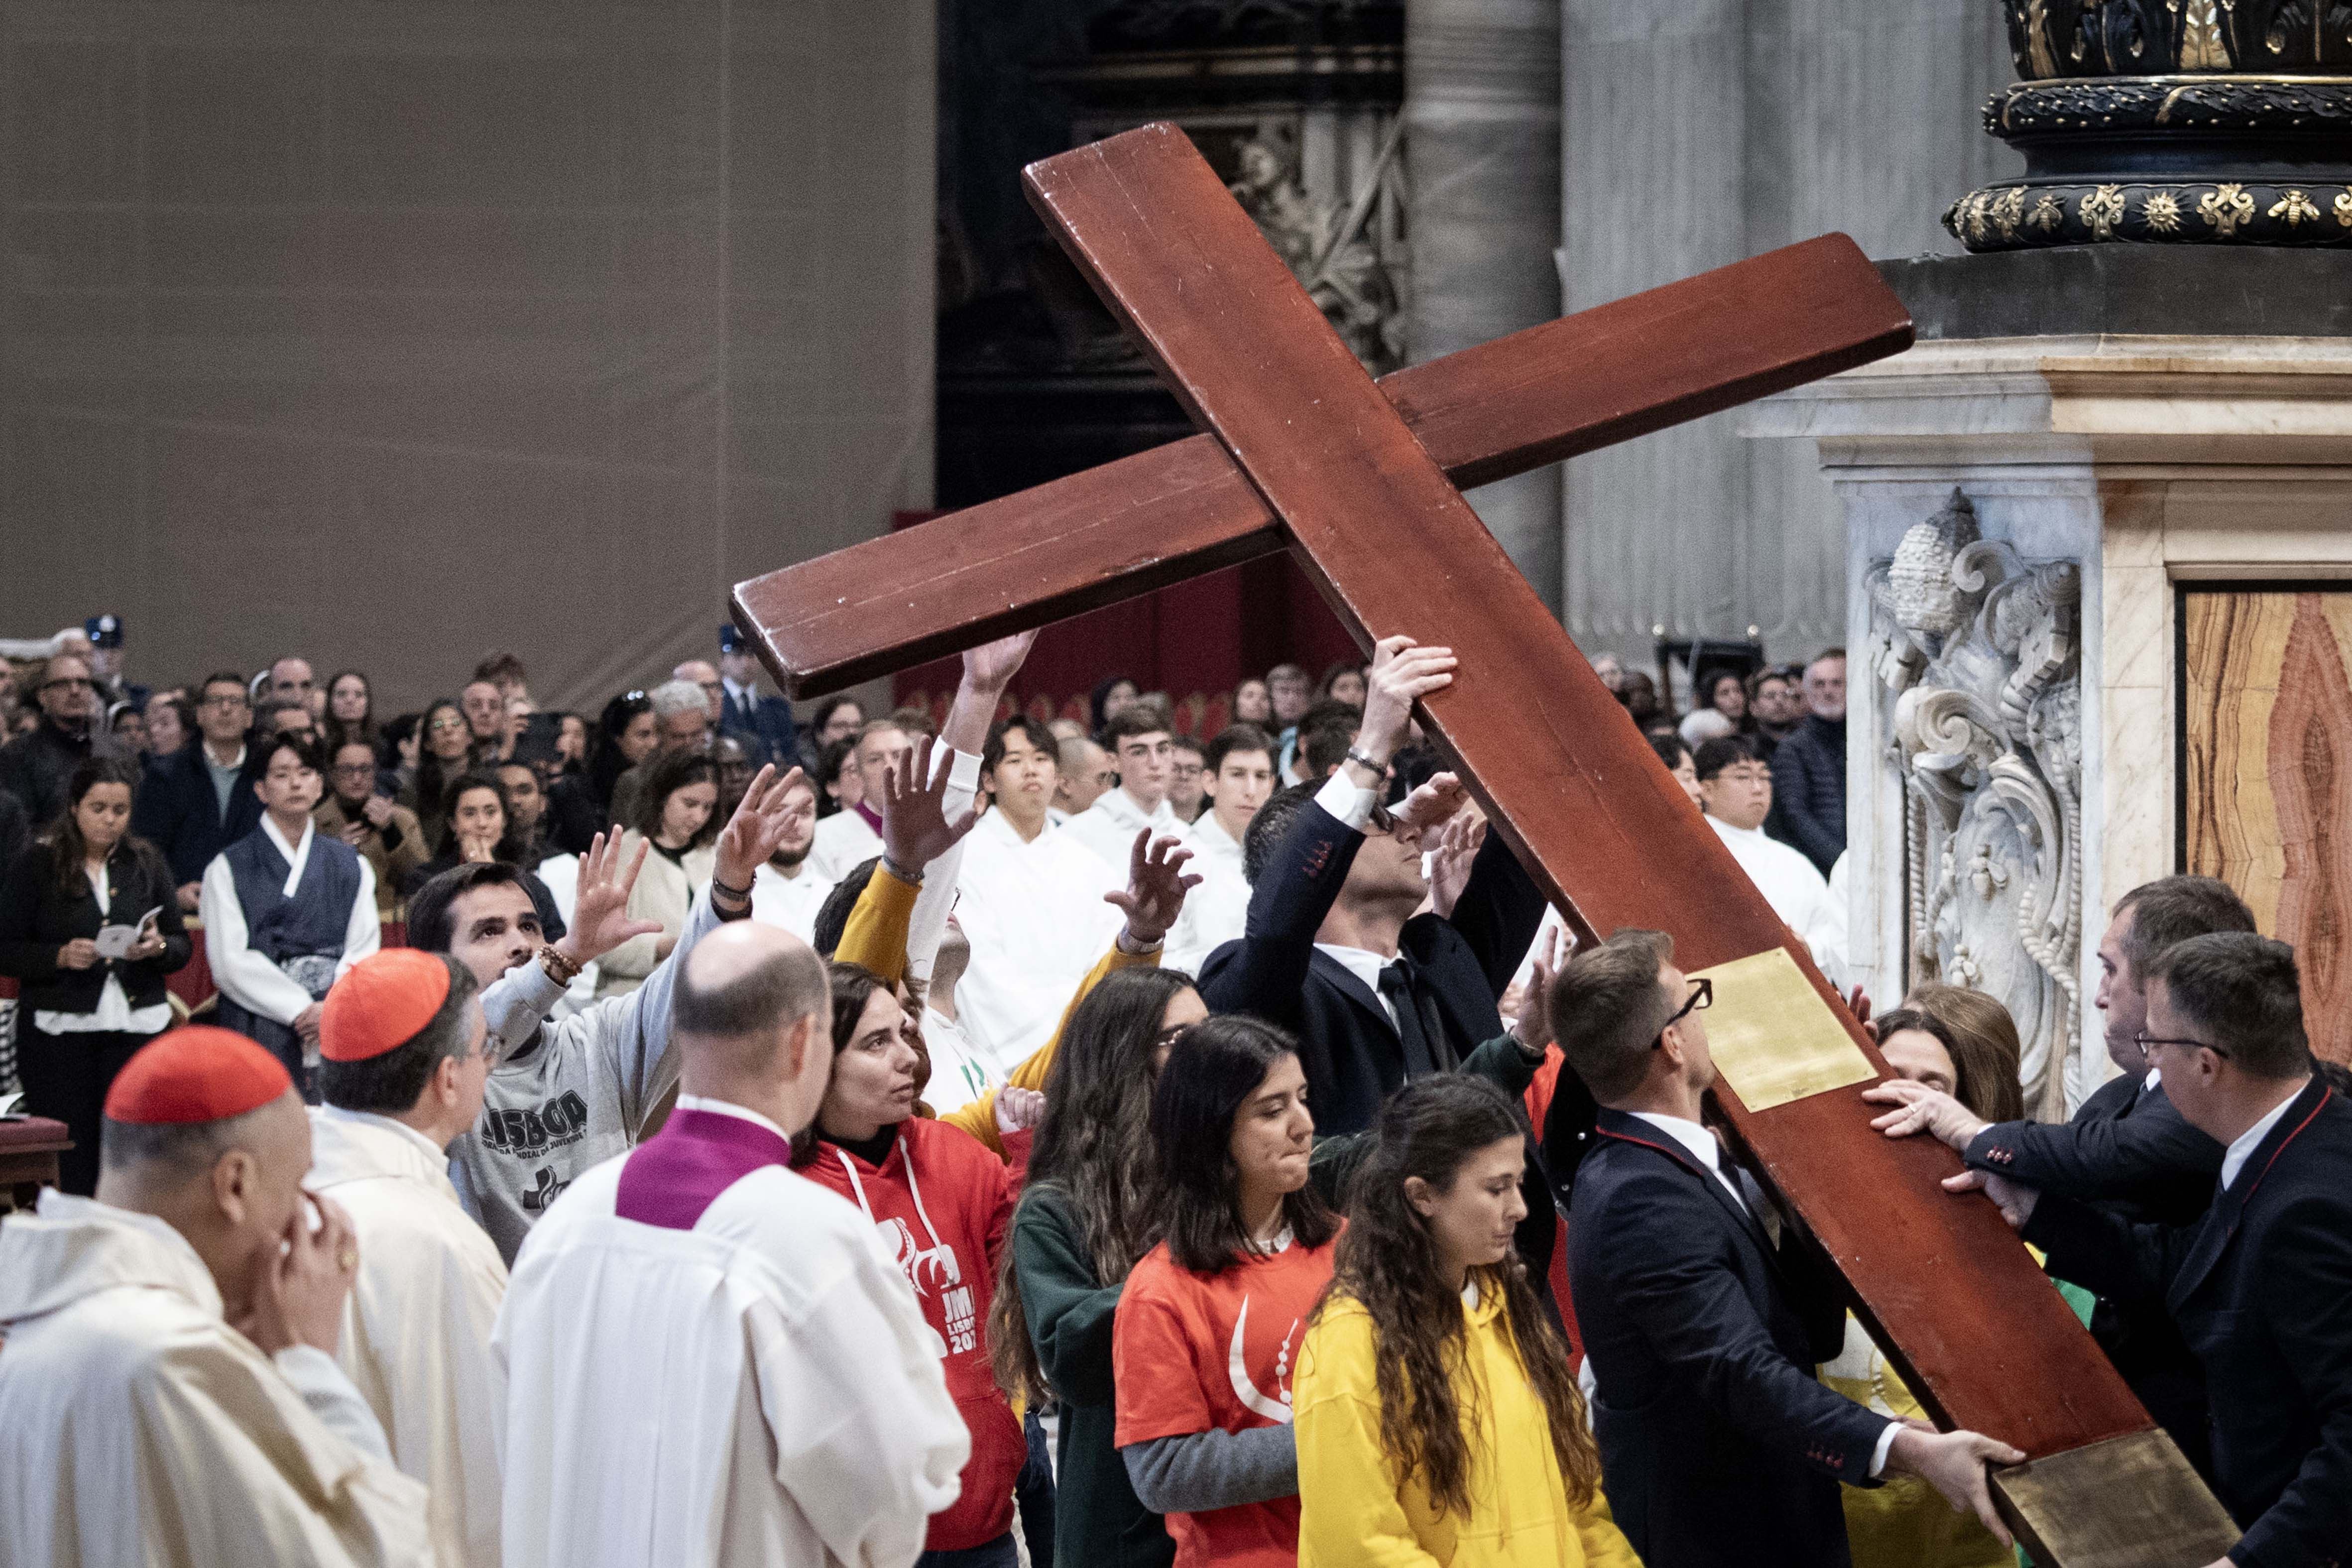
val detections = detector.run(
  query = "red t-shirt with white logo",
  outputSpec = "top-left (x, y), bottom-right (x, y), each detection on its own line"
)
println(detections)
top-left (1112, 1230), bottom-right (1341, 1568)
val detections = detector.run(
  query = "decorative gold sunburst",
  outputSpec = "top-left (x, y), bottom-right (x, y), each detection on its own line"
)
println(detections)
top-left (2143, 191), bottom-right (2183, 234)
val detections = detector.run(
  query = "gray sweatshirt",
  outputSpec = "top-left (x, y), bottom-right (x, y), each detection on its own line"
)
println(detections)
top-left (449, 886), bottom-right (734, 1263)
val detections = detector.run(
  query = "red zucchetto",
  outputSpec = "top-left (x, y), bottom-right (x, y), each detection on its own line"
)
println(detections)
top-left (103, 1028), bottom-right (292, 1125)
top-left (320, 949), bottom-right (454, 1064)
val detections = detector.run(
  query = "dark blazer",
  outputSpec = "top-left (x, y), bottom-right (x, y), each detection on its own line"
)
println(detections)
top-left (0, 721), bottom-right (113, 831)
top-left (1568, 1108), bottom-right (1887, 1568)
top-left (720, 686), bottom-right (797, 769)
top-left (1195, 797), bottom-right (1545, 1135)
top-left (1766, 714), bottom-right (1845, 875)
top-left (133, 742), bottom-right (264, 889)
top-left (2027, 1076), bottom-right (2352, 1567)
top-left (0, 840), bottom-right (191, 1016)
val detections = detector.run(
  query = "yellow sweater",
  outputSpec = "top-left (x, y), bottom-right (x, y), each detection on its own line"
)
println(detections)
top-left (1295, 1287), bottom-right (1641, 1568)
top-left (832, 863), bottom-right (1159, 1157)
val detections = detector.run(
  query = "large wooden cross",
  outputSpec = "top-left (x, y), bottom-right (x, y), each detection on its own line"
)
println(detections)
top-left (736, 123), bottom-right (2234, 1563)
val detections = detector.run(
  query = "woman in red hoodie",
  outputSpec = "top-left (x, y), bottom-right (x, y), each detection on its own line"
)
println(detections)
top-left (797, 961), bottom-right (1028, 1567)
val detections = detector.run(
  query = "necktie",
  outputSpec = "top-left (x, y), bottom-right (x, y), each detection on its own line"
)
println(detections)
top-left (1377, 958), bottom-right (1439, 1078)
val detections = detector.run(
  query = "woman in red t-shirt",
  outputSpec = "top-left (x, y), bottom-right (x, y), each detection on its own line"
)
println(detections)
top-left (1112, 1015), bottom-right (1340, 1568)
top-left (795, 962), bottom-right (1028, 1566)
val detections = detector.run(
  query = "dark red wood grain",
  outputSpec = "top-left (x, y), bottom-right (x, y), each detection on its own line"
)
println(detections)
top-left (1023, 121), bottom-right (2150, 1460)
top-left (730, 232), bottom-right (1910, 695)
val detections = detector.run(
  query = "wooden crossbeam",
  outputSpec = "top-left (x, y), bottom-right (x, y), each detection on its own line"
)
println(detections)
top-left (731, 234), bottom-right (1910, 695)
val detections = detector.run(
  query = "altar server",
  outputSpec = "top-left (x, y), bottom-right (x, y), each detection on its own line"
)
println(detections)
top-left (494, 920), bottom-right (968, 1568)
top-left (314, 947), bottom-right (512, 1568)
top-left (1694, 735), bottom-right (1842, 980)
top-left (0, 1027), bottom-right (434, 1568)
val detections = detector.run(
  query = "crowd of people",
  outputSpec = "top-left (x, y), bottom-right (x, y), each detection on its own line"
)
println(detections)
top-left (0, 614), bottom-right (2344, 1568)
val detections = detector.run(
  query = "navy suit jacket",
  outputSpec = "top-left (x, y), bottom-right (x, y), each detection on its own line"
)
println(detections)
top-left (1568, 1108), bottom-right (1886, 1568)
top-left (2028, 1077), bottom-right (2352, 1567)
top-left (720, 687), bottom-right (797, 769)
top-left (1195, 795), bottom-right (1546, 1135)
top-left (133, 744), bottom-right (264, 889)
top-left (1967, 1068), bottom-right (2223, 1227)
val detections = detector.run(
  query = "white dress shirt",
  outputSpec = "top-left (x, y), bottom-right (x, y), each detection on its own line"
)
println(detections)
top-left (1300, 771), bottom-right (1405, 1026)
top-left (751, 860), bottom-right (836, 945)
top-left (35, 860), bottom-right (172, 1035)
top-left (2220, 1079), bottom-right (2310, 1191)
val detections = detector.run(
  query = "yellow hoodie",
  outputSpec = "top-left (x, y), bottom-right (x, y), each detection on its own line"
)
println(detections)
top-left (1294, 1283), bottom-right (1642, 1568)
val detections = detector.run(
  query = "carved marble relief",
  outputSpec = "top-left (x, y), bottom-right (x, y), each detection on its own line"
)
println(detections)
top-left (1867, 491), bottom-right (2084, 1119)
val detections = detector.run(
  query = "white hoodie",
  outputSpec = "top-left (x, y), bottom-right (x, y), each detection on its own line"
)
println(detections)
top-left (0, 1190), bottom-right (435, 1568)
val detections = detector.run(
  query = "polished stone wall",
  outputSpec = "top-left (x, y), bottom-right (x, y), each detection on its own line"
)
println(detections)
top-left (1559, 0), bottom-right (2022, 670)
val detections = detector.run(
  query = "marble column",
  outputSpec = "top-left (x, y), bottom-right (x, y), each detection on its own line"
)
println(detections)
top-left (1406, 0), bottom-right (1563, 611)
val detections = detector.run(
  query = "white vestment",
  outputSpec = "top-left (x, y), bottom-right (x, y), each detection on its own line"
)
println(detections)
top-left (751, 860), bottom-right (836, 944)
top-left (492, 1115), bottom-right (968, 1568)
top-left (0, 1191), bottom-right (434, 1568)
top-left (1058, 785), bottom-right (1178, 872)
top-left (1162, 809), bottom-right (1249, 976)
top-left (952, 809), bottom-right (1123, 1071)
top-left (1708, 816), bottom-right (1846, 983)
top-left (807, 808), bottom-right (882, 883)
top-left (312, 1105), bottom-right (511, 1568)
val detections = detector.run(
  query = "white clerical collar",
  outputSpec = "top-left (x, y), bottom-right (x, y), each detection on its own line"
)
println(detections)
top-left (318, 1103), bottom-right (447, 1165)
top-left (676, 1093), bottom-right (793, 1144)
top-left (1707, 815), bottom-right (1769, 843)
top-left (261, 814), bottom-right (315, 896)
top-left (2220, 1079), bottom-right (2311, 1191)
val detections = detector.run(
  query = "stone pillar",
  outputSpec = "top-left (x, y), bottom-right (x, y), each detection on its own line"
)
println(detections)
top-left (1405, 0), bottom-right (1562, 611)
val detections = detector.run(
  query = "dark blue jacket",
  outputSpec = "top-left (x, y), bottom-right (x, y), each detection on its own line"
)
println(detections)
top-left (1568, 1109), bottom-right (1886, 1568)
top-left (133, 743), bottom-right (265, 889)
top-left (1195, 797), bottom-right (1546, 1135)
top-left (2027, 1076), bottom-right (2352, 1567)
top-left (720, 686), bottom-right (797, 770)
top-left (1968, 1068), bottom-right (2222, 1476)
top-left (1767, 714), bottom-right (1846, 875)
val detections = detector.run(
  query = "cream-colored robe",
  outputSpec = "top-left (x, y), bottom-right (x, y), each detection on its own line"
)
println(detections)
top-left (312, 1106), bottom-right (510, 1568)
top-left (0, 1191), bottom-right (437, 1568)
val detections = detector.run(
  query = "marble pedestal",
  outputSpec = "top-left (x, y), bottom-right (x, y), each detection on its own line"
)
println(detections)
top-left (1748, 262), bottom-right (2352, 1114)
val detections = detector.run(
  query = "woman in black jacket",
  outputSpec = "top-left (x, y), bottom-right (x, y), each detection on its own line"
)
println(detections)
top-left (0, 757), bottom-right (191, 1194)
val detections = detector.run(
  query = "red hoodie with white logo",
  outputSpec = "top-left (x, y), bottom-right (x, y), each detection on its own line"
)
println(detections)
top-left (802, 1116), bottom-right (1028, 1551)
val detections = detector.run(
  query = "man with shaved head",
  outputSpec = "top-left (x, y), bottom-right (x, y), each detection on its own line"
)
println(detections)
top-left (0, 1027), bottom-right (434, 1565)
top-left (495, 922), bottom-right (967, 1568)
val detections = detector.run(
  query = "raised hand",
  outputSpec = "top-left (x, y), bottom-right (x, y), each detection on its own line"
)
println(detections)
top-left (962, 629), bottom-right (1038, 695)
top-left (995, 1086), bottom-right (1046, 1135)
top-left (1863, 1078), bottom-right (1991, 1152)
top-left (1512, 925), bottom-right (1571, 1053)
top-left (715, 764), bottom-right (813, 891)
top-left (556, 830), bottom-right (662, 966)
top-left (879, 737), bottom-right (979, 878)
top-left (1426, 806), bottom-right (1486, 918)
top-left (1105, 830), bottom-right (1201, 948)
top-left (1357, 634), bottom-right (1457, 762)
top-left (1393, 771), bottom-right (1468, 841)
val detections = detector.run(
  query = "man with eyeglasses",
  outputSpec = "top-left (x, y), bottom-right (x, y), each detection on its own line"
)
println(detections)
top-left (0, 652), bottom-right (124, 828)
top-left (315, 740), bottom-right (428, 919)
top-left (306, 948), bottom-right (511, 1568)
top-left (1865, 873), bottom-right (2251, 1477)
top-left (1558, 928), bottom-right (2023, 1568)
top-left (132, 671), bottom-right (268, 911)
top-left (1694, 734), bottom-right (1842, 981)
top-left (1967, 933), bottom-right (2352, 1568)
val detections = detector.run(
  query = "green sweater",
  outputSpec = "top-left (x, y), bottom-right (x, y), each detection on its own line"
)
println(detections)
top-left (1011, 1187), bottom-right (1177, 1568)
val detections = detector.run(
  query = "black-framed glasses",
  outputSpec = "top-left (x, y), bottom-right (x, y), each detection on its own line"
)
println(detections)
top-left (1652, 977), bottom-right (1712, 1047)
top-left (1368, 796), bottom-right (1395, 834)
top-left (2133, 1028), bottom-right (2230, 1063)
top-left (40, 677), bottom-right (96, 693)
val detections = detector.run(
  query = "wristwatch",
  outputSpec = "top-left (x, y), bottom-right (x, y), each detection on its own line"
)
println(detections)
top-left (1345, 746), bottom-right (1389, 776)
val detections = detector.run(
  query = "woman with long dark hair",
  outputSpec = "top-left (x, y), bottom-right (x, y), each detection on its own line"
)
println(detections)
top-left (594, 749), bottom-right (716, 998)
top-left (993, 965), bottom-right (1204, 1568)
top-left (411, 697), bottom-right (473, 850)
top-left (324, 668), bottom-right (376, 754)
top-left (797, 961), bottom-right (1029, 1568)
top-left (1112, 1013), bottom-right (1338, 1568)
top-left (0, 758), bottom-right (190, 1194)
top-left (1294, 1075), bottom-right (1633, 1566)
top-left (403, 771), bottom-right (567, 941)
top-left (546, 691), bottom-right (658, 854)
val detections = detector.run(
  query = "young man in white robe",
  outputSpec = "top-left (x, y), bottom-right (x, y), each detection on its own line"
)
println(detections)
top-left (1060, 706), bottom-right (1182, 868)
top-left (0, 1027), bottom-right (434, 1567)
top-left (494, 919), bottom-right (968, 1568)
top-left (1162, 723), bottom-right (1278, 975)
top-left (312, 946), bottom-right (512, 1568)
top-left (1695, 733), bottom-right (1846, 982)
top-left (956, 715), bottom-right (1124, 1070)
top-left (806, 719), bottom-right (908, 881)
